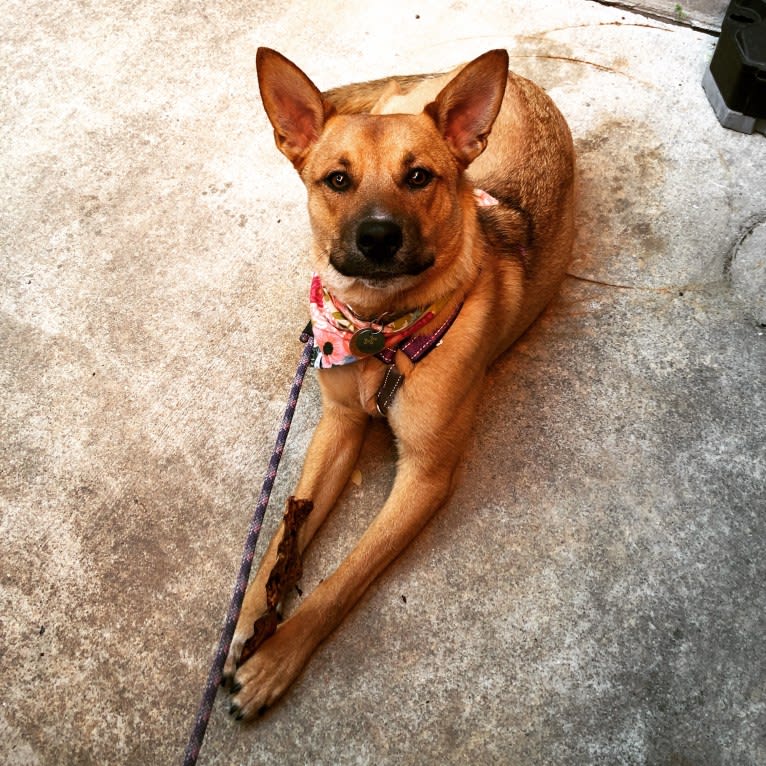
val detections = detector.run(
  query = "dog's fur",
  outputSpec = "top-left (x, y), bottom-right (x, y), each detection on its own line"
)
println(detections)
top-left (224, 48), bottom-right (575, 718)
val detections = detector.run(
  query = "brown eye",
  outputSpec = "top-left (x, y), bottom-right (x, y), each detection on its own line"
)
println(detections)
top-left (406, 167), bottom-right (432, 189)
top-left (325, 171), bottom-right (351, 192)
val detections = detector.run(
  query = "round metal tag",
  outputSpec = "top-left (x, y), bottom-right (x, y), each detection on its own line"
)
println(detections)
top-left (350, 328), bottom-right (386, 356)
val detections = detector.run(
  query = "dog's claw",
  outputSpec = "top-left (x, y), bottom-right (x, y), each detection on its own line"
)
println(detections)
top-left (221, 669), bottom-right (235, 690)
top-left (257, 705), bottom-right (269, 718)
top-left (229, 702), bottom-right (243, 720)
top-left (230, 681), bottom-right (242, 695)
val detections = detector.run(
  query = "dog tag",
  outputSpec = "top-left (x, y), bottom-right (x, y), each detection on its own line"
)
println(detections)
top-left (350, 328), bottom-right (386, 356)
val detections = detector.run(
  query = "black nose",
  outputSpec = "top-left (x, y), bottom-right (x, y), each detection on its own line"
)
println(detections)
top-left (355, 218), bottom-right (403, 261)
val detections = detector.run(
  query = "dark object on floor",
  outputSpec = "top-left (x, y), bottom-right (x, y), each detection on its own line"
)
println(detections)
top-left (703, 0), bottom-right (766, 134)
top-left (238, 497), bottom-right (314, 665)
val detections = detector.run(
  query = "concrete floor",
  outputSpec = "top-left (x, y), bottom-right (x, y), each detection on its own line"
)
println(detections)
top-left (2, 1), bottom-right (765, 764)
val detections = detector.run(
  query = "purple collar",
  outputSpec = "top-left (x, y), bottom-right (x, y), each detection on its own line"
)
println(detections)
top-left (376, 300), bottom-right (463, 366)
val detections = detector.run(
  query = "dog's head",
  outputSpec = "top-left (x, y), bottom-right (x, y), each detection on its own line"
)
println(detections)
top-left (256, 48), bottom-right (508, 314)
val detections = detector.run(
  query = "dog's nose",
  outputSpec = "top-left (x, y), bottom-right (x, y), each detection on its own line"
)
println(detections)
top-left (355, 218), bottom-right (403, 261)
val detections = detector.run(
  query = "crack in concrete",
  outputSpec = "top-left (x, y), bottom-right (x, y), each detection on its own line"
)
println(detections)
top-left (724, 211), bottom-right (766, 279)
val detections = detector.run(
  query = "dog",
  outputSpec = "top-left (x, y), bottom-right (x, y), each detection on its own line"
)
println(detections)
top-left (224, 47), bottom-right (575, 719)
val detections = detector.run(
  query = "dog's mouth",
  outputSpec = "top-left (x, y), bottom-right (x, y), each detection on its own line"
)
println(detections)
top-left (329, 252), bottom-right (435, 286)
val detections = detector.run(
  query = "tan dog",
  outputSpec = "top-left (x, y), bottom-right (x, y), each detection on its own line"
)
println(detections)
top-left (224, 47), bottom-right (575, 719)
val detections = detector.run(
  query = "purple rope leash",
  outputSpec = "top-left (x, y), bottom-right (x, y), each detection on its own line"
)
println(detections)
top-left (182, 333), bottom-right (314, 766)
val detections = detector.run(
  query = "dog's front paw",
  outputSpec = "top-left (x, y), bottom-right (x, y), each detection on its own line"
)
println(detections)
top-left (228, 615), bottom-right (314, 720)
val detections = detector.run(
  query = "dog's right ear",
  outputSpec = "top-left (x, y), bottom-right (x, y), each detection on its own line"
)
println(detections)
top-left (256, 48), bottom-right (333, 170)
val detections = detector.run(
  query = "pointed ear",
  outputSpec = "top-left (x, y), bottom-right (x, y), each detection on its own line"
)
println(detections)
top-left (256, 48), bottom-right (334, 169)
top-left (425, 49), bottom-right (509, 168)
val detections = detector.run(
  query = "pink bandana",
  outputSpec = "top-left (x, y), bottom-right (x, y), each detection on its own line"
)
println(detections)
top-left (308, 275), bottom-right (450, 369)
top-left (473, 188), bottom-right (499, 207)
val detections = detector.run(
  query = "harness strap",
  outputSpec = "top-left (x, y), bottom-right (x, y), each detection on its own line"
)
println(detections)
top-left (375, 300), bottom-right (463, 416)
top-left (376, 365), bottom-right (406, 416)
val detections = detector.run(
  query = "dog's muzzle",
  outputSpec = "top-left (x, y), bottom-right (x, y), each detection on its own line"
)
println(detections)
top-left (330, 215), bottom-right (434, 281)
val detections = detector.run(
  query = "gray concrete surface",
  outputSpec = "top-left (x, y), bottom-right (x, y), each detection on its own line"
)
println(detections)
top-left (2, 1), bottom-right (765, 764)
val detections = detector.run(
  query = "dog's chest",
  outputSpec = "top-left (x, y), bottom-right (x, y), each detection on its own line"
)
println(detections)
top-left (325, 359), bottom-right (386, 416)
top-left (356, 360), bottom-right (388, 416)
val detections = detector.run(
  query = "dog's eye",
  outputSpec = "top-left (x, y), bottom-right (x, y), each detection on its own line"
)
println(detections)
top-left (406, 167), bottom-right (432, 189)
top-left (325, 171), bottom-right (351, 192)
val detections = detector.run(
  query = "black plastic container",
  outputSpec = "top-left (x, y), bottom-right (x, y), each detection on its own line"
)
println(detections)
top-left (703, 0), bottom-right (766, 134)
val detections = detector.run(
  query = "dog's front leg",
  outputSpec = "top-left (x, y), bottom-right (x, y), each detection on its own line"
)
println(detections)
top-left (223, 399), bottom-right (368, 683)
top-left (229, 383), bottom-right (481, 718)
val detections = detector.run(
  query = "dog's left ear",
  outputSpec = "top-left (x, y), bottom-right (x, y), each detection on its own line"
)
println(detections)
top-left (425, 49), bottom-right (509, 168)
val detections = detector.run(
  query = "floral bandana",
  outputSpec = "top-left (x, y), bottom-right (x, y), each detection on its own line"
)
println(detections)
top-left (308, 275), bottom-right (450, 368)
top-left (473, 188), bottom-right (499, 207)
